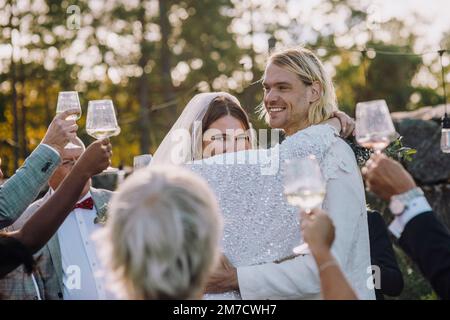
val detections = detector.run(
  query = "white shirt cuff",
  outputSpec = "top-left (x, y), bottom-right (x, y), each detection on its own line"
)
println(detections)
top-left (389, 196), bottom-right (432, 238)
top-left (40, 143), bottom-right (60, 158)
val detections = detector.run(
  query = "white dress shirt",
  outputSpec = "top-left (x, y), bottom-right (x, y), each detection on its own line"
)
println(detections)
top-left (389, 195), bottom-right (433, 238)
top-left (57, 192), bottom-right (112, 300)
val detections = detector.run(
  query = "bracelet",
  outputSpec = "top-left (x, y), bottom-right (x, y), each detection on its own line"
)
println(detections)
top-left (318, 259), bottom-right (339, 272)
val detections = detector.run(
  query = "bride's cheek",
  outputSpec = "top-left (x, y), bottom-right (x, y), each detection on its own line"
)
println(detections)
top-left (203, 140), bottom-right (220, 158)
top-left (215, 141), bottom-right (226, 155)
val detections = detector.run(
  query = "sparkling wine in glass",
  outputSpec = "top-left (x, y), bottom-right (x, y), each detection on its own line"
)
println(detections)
top-left (283, 155), bottom-right (326, 255)
top-left (56, 91), bottom-right (82, 149)
top-left (86, 100), bottom-right (121, 172)
top-left (134, 154), bottom-right (152, 170)
top-left (355, 99), bottom-right (396, 154)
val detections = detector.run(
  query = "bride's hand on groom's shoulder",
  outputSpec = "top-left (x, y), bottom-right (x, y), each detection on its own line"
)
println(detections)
top-left (323, 111), bottom-right (355, 138)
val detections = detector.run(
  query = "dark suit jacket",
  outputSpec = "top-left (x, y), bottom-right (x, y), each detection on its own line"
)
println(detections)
top-left (0, 235), bottom-right (33, 280)
top-left (368, 211), bottom-right (404, 299)
top-left (399, 211), bottom-right (450, 300)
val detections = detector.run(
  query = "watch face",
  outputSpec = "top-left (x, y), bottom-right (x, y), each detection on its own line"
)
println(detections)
top-left (389, 199), bottom-right (405, 215)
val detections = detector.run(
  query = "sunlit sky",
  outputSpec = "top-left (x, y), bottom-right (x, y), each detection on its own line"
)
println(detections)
top-left (228, 0), bottom-right (450, 58)
top-left (367, 0), bottom-right (450, 49)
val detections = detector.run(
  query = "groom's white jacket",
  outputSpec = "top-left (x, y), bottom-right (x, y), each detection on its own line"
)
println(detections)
top-left (190, 124), bottom-right (375, 300)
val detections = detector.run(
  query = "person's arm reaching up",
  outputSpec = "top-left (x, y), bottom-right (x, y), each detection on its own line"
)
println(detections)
top-left (9, 138), bottom-right (112, 253)
top-left (364, 154), bottom-right (450, 299)
top-left (302, 208), bottom-right (357, 300)
top-left (0, 110), bottom-right (79, 228)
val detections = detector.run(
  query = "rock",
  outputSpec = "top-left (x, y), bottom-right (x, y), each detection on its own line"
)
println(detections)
top-left (391, 104), bottom-right (447, 121)
top-left (394, 119), bottom-right (450, 184)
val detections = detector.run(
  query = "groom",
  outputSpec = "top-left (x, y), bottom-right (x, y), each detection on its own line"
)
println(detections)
top-left (202, 47), bottom-right (374, 299)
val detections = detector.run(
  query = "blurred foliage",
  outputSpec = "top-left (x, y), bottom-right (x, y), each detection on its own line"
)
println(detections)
top-left (347, 136), bottom-right (417, 167)
top-left (385, 136), bottom-right (417, 163)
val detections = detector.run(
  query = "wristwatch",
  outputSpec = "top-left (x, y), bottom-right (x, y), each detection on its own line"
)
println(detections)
top-left (389, 187), bottom-right (424, 216)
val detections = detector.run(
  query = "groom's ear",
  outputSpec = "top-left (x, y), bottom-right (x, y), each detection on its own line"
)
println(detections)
top-left (308, 81), bottom-right (322, 105)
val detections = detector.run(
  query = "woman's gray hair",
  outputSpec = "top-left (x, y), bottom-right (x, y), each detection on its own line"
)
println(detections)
top-left (96, 165), bottom-right (222, 299)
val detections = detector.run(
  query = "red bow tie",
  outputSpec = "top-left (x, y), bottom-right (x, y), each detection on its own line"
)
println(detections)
top-left (74, 197), bottom-right (94, 210)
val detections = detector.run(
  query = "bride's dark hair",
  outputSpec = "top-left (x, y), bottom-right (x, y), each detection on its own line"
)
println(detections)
top-left (202, 96), bottom-right (251, 133)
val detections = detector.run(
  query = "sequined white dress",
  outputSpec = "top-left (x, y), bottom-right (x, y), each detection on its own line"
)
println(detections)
top-left (189, 124), bottom-right (375, 300)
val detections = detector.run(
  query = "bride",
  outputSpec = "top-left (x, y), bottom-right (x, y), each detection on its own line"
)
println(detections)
top-left (152, 92), bottom-right (255, 165)
top-left (151, 91), bottom-right (374, 300)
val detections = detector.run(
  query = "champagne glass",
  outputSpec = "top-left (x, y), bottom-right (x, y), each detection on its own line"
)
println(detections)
top-left (355, 99), bottom-right (396, 154)
top-left (86, 99), bottom-right (121, 172)
top-left (56, 91), bottom-right (82, 149)
top-left (133, 154), bottom-right (152, 170)
top-left (283, 155), bottom-right (326, 255)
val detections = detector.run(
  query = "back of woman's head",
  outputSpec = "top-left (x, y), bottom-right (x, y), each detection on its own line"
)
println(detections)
top-left (98, 166), bottom-right (222, 299)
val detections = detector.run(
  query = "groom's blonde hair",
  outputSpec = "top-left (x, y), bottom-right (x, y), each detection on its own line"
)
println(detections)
top-left (263, 47), bottom-right (338, 125)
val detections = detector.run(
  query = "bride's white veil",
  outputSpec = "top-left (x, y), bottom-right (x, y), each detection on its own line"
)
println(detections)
top-left (151, 92), bottom-right (251, 166)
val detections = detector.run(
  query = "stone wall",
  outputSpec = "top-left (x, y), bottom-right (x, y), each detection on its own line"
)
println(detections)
top-left (396, 118), bottom-right (449, 226)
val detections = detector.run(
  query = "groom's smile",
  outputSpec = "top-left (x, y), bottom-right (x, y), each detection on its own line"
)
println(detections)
top-left (267, 105), bottom-right (287, 123)
top-left (267, 106), bottom-right (287, 114)
top-left (266, 104), bottom-right (289, 131)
